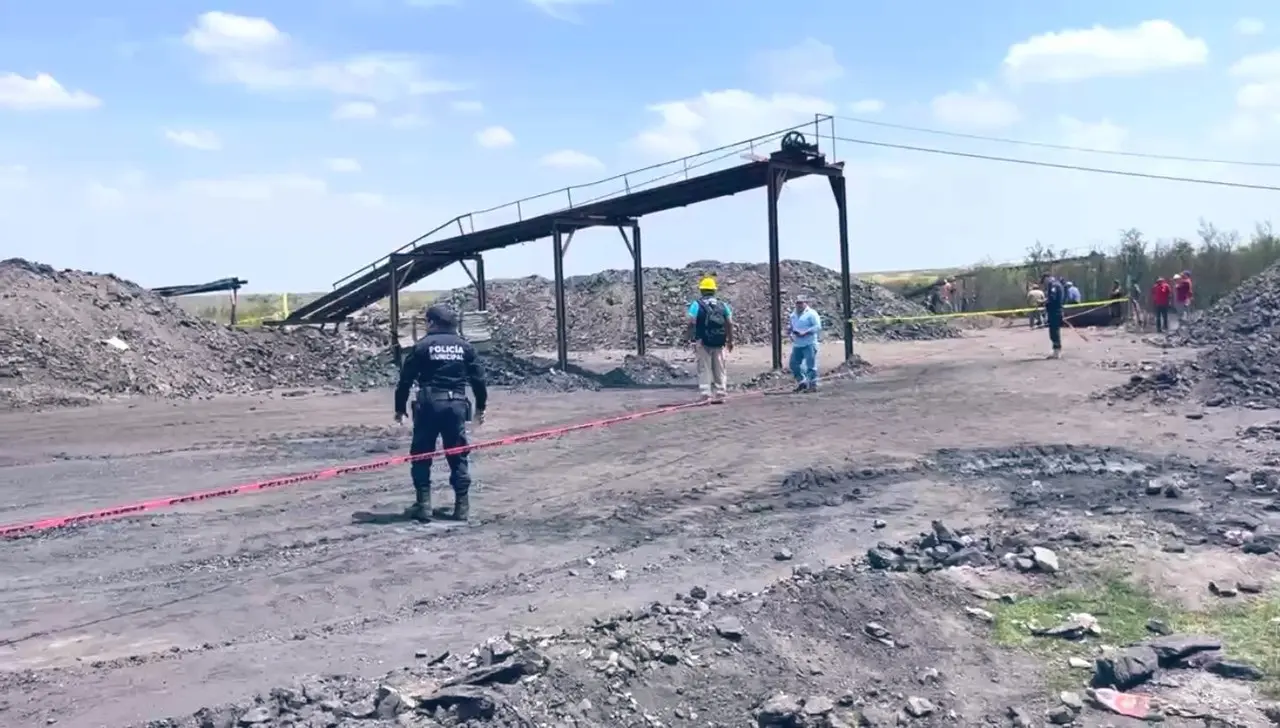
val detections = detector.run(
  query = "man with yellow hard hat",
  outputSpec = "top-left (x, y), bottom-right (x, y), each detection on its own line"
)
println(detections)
top-left (686, 275), bottom-right (734, 403)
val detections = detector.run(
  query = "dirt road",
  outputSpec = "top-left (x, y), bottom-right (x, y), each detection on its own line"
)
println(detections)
top-left (0, 328), bottom-right (1273, 727)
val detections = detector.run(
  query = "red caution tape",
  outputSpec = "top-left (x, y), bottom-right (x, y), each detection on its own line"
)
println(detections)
top-left (0, 367), bottom-right (861, 539)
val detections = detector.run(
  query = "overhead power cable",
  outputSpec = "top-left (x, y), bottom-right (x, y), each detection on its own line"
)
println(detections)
top-left (832, 114), bottom-right (1280, 169)
top-left (832, 136), bottom-right (1280, 193)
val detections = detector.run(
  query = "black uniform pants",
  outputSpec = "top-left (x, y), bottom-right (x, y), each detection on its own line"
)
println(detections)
top-left (1155, 305), bottom-right (1170, 332)
top-left (1046, 309), bottom-right (1063, 351)
top-left (410, 396), bottom-right (472, 495)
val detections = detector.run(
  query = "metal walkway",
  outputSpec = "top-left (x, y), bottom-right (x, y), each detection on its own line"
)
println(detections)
top-left (276, 118), bottom-right (854, 369)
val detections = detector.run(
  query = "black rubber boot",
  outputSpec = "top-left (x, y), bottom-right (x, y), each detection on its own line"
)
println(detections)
top-left (452, 492), bottom-right (470, 521)
top-left (403, 488), bottom-right (431, 522)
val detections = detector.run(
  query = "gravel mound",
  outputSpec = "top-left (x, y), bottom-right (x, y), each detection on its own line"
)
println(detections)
top-left (1105, 261), bottom-right (1280, 408)
top-left (1172, 261), bottom-right (1280, 407)
top-left (1103, 361), bottom-right (1195, 405)
top-left (0, 259), bottom-right (395, 409)
top-left (142, 530), bottom-right (1015, 728)
top-left (444, 260), bottom-right (958, 352)
top-left (598, 354), bottom-right (693, 387)
top-left (737, 354), bottom-right (872, 391)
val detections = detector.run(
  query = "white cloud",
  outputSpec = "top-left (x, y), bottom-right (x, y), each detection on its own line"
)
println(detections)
top-left (1003, 20), bottom-right (1208, 83)
top-left (163, 129), bottom-right (222, 151)
top-left (450, 100), bottom-right (484, 113)
top-left (182, 11), bottom-right (462, 101)
top-left (633, 90), bottom-right (833, 158)
top-left (183, 11), bottom-right (283, 54)
top-left (475, 125), bottom-right (515, 148)
top-left (0, 72), bottom-right (101, 111)
top-left (540, 149), bottom-right (604, 170)
top-left (1236, 82), bottom-right (1280, 110)
top-left (756, 38), bottom-right (844, 88)
top-left (1230, 50), bottom-right (1280, 79)
top-left (349, 192), bottom-right (386, 207)
top-left (87, 182), bottom-right (127, 211)
top-left (333, 101), bottom-right (378, 120)
top-left (389, 113), bottom-right (427, 129)
top-left (325, 157), bottom-right (362, 173)
top-left (848, 98), bottom-right (885, 115)
top-left (1227, 50), bottom-right (1280, 117)
top-left (181, 173), bottom-right (327, 201)
top-left (526, 0), bottom-right (607, 23)
top-left (1058, 117), bottom-right (1129, 151)
top-left (930, 84), bottom-right (1020, 129)
top-left (1236, 18), bottom-right (1266, 37)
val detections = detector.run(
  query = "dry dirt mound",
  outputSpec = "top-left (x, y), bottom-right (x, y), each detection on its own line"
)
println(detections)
top-left (0, 259), bottom-right (395, 409)
top-left (144, 532), bottom-right (1034, 728)
top-left (444, 260), bottom-right (958, 352)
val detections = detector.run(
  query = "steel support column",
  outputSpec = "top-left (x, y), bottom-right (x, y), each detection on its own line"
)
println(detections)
top-left (631, 223), bottom-right (645, 356)
top-left (473, 255), bottom-right (487, 310)
top-left (615, 223), bottom-right (646, 357)
top-left (765, 165), bottom-right (786, 370)
top-left (388, 255), bottom-right (403, 365)
top-left (828, 175), bottom-right (853, 360)
top-left (551, 226), bottom-right (569, 370)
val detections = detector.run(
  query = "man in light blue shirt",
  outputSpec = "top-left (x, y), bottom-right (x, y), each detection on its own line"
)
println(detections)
top-left (788, 295), bottom-right (821, 393)
top-left (1066, 281), bottom-right (1082, 304)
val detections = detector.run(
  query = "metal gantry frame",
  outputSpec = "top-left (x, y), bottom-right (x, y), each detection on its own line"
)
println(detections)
top-left (367, 132), bottom-right (853, 373)
top-left (764, 156), bottom-right (853, 369)
top-left (549, 215), bottom-right (644, 370)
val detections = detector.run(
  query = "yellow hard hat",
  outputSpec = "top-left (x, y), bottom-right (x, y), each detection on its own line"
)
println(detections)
top-left (698, 276), bottom-right (717, 292)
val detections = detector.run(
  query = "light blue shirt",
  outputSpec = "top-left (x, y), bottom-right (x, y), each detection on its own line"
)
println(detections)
top-left (688, 297), bottom-right (733, 319)
top-left (1067, 285), bottom-right (1082, 303)
top-left (789, 307), bottom-right (821, 348)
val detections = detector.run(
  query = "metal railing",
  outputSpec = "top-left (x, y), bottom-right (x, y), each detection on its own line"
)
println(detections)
top-left (331, 115), bottom-right (837, 290)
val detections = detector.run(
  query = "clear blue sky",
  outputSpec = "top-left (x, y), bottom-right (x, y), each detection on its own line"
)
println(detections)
top-left (3, 0), bottom-right (1280, 291)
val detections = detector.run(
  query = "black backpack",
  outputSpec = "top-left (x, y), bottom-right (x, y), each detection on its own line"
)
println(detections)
top-left (696, 298), bottom-right (728, 347)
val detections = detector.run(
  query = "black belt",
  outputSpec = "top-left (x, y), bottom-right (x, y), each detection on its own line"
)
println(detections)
top-left (421, 389), bottom-right (465, 400)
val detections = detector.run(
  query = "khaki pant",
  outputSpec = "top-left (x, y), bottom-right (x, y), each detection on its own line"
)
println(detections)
top-left (694, 343), bottom-right (727, 398)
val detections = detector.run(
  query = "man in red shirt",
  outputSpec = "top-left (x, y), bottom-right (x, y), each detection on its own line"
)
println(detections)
top-left (1174, 273), bottom-right (1193, 323)
top-left (1151, 277), bottom-right (1172, 333)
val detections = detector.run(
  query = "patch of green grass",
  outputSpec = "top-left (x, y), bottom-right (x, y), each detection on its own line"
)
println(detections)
top-left (990, 575), bottom-right (1280, 696)
top-left (1181, 596), bottom-right (1280, 690)
top-left (992, 577), bottom-right (1172, 649)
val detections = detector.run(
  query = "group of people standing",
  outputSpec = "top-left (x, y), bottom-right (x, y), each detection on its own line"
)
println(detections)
top-left (686, 276), bottom-right (822, 401)
top-left (1148, 271), bottom-right (1194, 333)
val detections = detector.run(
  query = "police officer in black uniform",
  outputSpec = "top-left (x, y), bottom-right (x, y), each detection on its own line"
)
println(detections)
top-left (394, 304), bottom-right (488, 522)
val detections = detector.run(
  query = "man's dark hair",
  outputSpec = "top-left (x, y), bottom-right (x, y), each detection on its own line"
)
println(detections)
top-left (425, 304), bottom-right (458, 329)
